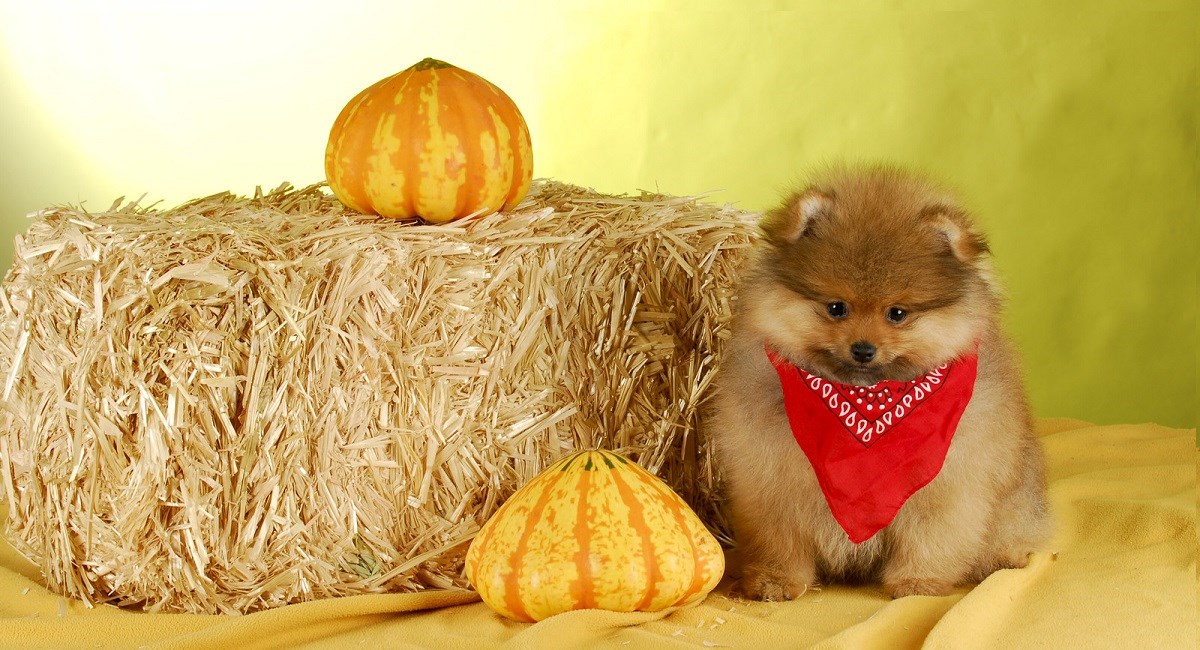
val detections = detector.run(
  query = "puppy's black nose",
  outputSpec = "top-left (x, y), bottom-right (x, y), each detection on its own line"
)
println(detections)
top-left (850, 341), bottom-right (876, 364)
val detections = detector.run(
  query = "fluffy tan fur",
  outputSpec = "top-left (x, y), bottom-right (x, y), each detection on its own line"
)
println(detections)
top-left (710, 164), bottom-right (1051, 600)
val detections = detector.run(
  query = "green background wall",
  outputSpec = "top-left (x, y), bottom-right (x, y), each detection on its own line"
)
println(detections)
top-left (0, 2), bottom-right (1195, 428)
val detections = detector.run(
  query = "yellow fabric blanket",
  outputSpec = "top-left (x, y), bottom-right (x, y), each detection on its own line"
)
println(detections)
top-left (2, 419), bottom-right (1195, 649)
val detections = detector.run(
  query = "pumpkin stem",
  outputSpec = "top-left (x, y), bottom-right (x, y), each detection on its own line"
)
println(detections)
top-left (411, 57), bottom-right (454, 71)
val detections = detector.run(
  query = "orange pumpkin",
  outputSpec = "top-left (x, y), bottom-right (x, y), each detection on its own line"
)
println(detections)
top-left (324, 58), bottom-right (533, 223)
top-left (464, 450), bottom-right (725, 622)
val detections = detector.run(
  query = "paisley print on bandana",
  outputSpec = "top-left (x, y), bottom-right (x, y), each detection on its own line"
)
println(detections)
top-left (766, 346), bottom-right (979, 543)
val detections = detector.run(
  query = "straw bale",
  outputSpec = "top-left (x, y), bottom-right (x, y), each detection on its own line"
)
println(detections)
top-left (0, 180), bottom-right (757, 614)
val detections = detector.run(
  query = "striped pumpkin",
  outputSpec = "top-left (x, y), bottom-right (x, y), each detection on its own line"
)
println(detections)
top-left (324, 58), bottom-right (533, 223)
top-left (464, 450), bottom-right (725, 622)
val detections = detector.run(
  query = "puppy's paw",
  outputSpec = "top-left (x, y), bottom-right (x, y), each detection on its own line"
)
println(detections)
top-left (885, 578), bottom-right (955, 599)
top-left (973, 549), bottom-right (1034, 580)
top-left (739, 569), bottom-right (810, 602)
top-left (998, 549), bottom-right (1033, 570)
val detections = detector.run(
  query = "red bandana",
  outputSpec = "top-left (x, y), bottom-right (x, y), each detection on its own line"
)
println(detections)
top-left (766, 347), bottom-right (979, 544)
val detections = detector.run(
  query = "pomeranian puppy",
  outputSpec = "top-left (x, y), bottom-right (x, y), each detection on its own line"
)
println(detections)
top-left (710, 164), bottom-right (1051, 600)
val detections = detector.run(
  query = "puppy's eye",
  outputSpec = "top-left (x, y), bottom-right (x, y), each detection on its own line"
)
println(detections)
top-left (826, 301), bottom-right (848, 319)
top-left (886, 307), bottom-right (908, 324)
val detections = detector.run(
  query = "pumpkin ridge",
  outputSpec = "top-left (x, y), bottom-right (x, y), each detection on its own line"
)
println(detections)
top-left (326, 85), bottom-right (381, 213)
top-left (389, 70), bottom-right (421, 219)
top-left (480, 89), bottom-right (515, 213)
top-left (468, 74), bottom-right (516, 212)
top-left (439, 77), bottom-right (472, 219)
top-left (605, 461), bottom-right (663, 610)
top-left (414, 68), bottom-right (455, 222)
top-left (500, 91), bottom-right (532, 211)
top-left (569, 454), bottom-right (596, 610)
top-left (633, 462), bottom-right (711, 605)
top-left (359, 73), bottom-right (406, 217)
top-left (500, 469), bottom-right (562, 622)
top-left (451, 70), bottom-right (494, 218)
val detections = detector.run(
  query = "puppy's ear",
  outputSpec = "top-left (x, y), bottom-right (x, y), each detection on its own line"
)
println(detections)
top-left (763, 189), bottom-right (833, 244)
top-left (922, 204), bottom-right (990, 263)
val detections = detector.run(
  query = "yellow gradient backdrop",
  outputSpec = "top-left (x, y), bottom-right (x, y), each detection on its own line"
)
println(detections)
top-left (0, 2), bottom-right (1195, 428)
